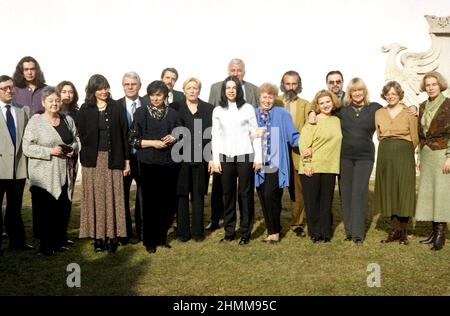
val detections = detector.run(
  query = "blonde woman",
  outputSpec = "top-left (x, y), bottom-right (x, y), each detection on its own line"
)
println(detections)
top-left (299, 90), bottom-right (341, 243)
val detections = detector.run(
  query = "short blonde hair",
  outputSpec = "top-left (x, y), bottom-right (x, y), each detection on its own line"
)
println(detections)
top-left (182, 77), bottom-right (202, 92)
top-left (343, 77), bottom-right (370, 106)
top-left (420, 71), bottom-right (448, 92)
top-left (259, 82), bottom-right (279, 97)
top-left (312, 89), bottom-right (341, 113)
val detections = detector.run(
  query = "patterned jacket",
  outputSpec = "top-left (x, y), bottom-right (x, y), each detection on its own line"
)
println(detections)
top-left (418, 97), bottom-right (450, 150)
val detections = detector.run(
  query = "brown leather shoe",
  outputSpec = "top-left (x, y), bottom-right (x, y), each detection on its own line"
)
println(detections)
top-left (381, 217), bottom-right (400, 243)
top-left (399, 223), bottom-right (409, 245)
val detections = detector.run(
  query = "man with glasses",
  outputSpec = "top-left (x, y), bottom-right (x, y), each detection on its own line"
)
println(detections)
top-left (0, 75), bottom-right (33, 255)
top-left (326, 70), bottom-right (345, 105)
top-left (117, 72), bottom-right (148, 243)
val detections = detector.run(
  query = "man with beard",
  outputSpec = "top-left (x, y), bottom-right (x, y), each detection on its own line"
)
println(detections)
top-left (326, 70), bottom-right (345, 106)
top-left (161, 67), bottom-right (185, 105)
top-left (276, 70), bottom-right (312, 237)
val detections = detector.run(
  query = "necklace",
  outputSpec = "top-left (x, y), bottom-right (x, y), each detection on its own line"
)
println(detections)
top-left (97, 103), bottom-right (107, 111)
top-left (351, 105), bottom-right (364, 117)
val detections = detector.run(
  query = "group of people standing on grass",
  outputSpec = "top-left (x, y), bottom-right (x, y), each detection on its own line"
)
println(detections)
top-left (0, 56), bottom-right (449, 258)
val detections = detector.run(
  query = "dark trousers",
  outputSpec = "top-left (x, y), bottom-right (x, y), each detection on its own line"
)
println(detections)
top-left (300, 173), bottom-right (336, 240)
top-left (123, 154), bottom-right (143, 240)
top-left (30, 184), bottom-right (70, 252)
top-left (140, 163), bottom-right (178, 248)
top-left (0, 179), bottom-right (26, 248)
top-left (220, 154), bottom-right (254, 239)
top-left (210, 173), bottom-right (224, 225)
top-left (257, 170), bottom-right (283, 235)
top-left (340, 159), bottom-right (374, 241)
top-left (177, 165), bottom-right (205, 240)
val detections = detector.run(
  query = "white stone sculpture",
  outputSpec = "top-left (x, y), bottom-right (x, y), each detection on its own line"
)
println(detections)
top-left (382, 15), bottom-right (450, 106)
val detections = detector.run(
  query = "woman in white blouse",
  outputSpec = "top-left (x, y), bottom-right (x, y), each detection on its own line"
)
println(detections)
top-left (211, 76), bottom-right (261, 245)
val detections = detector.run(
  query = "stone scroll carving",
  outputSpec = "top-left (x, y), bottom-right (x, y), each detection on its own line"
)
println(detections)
top-left (381, 15), bottom-right (450, 106)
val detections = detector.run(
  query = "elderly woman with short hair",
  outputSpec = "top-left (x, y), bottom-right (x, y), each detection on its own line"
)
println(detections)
top-left (172, 78), bottom-right (214, 242)
top-left (23, 86), bottom-right (80, 256)
top-left (416, 71), bottom-right (450, 251)
top-left (255, 83), bottom-right (299, 243)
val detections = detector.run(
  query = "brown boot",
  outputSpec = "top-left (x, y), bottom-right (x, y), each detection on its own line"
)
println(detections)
top-left (431, 223), bottom-right (446, 251)
top-left (399, 222), bottom-right (409, 245)
top-left (381, 217), bottom-right (400, 243)
top-left (419, 222), bottom-right (437, 244)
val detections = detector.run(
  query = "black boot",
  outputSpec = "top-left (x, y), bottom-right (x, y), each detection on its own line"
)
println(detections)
top-left (381, 217), bottom-right (400, 243)
top-left (419, 222), bottom-right (436, 244)
top-left (431, 223), bottom-right (446, 251)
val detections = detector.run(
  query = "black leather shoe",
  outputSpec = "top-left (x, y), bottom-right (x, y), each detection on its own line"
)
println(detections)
top-left (118, 237), bottom-right (129, 246)
top-left (10, 243), bottom-right (34, 250)
top-left (146, 246), bottom-right (157, 254)
top-left (353, 239), bottom-right (364, 245)
top-left (294, 227), bottom-right (306, 237)
top-left (323, 238), bottom-right (331, 243)
top-left (65, 239), bottom-right (74, 246)
top-left (206, 222), bottom-right (220, 231)
top-left (220, 235), bottom-right (235, 242)
top-left (193, 236), bottom-right (205, 242)
top-left (108, 238), bottom-right (119, 253)
top-left (344, 236), bottom-right (352, 241)
top-left (94, 239), bottom-right (105, 252)
top-left (238, 237), bottom-right (249, 245)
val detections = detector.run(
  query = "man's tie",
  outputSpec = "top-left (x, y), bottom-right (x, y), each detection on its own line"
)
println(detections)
top-left (5, 104), bottom-right (16, 147)
top-left (131, 101), bottom-right (136, 118)
top-left (128, 102), bottom-right (136, 126)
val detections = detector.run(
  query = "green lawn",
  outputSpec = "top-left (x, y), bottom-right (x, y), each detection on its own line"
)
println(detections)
top-left (0, 182), bottom-right (449, 296)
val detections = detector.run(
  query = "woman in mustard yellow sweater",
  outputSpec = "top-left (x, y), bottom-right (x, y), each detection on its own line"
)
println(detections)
top-left (299, 90), bottom-right (342, 243)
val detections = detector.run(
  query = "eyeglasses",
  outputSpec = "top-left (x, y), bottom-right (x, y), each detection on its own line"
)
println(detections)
top-left (328, 80), bottom-right (342, 85)
top-left (0, 85), bottom-right (14, 92)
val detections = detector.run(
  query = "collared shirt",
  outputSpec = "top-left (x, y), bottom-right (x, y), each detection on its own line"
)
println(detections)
top-left (167, 91), bottom-right (174, 105)
top-left (125, 97), bottom-right (142, 127)
top-left (0, 100), bottom-right (17, 128)
top-left (14, 86), bottom-right (45, 113)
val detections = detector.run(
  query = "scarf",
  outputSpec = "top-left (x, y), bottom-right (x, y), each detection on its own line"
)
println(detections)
top-left (422, 93), bottom-right (445, 134)
top-left (256, 107), bottom-right (273, 165)
top-left (147, 104), bottom-right (169, 121)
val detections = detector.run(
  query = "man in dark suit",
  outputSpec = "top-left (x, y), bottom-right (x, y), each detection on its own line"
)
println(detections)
top-left (206, 58), bottom-right (259, 231)
top-left (117, 71), bottom-right (148, 243)
top-left (161, 67), bottom-right (185, 105)
top-left (0, 75), bottom-right (33, 254)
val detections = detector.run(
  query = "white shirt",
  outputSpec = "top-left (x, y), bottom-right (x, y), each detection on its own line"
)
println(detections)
top-left (125, 97), bottom-right (142, 127)
top-left (211, 102), bottom-right (262, 164)
top-left (0, 100), bottom-right (17, 128)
